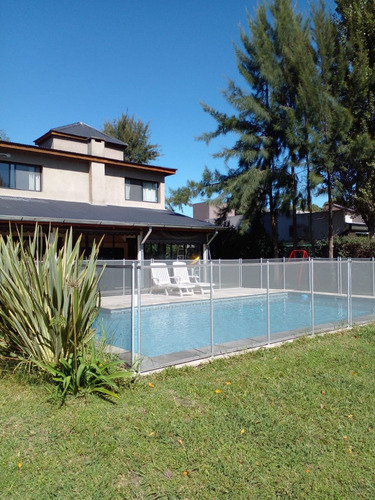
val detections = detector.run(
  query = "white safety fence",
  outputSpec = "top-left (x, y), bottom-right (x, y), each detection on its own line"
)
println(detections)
top-left (95, 259), bottom-right (375, 372)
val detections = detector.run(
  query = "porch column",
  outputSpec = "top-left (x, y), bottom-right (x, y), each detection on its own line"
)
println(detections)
top-left (137, 233), bottom-right (143, 261)
top-left (203, 244), bottom-right (210, 262)
top-left (137, 227), bottom-right (153, 262)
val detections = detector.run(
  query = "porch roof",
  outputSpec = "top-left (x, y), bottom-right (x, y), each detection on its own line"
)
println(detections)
top-left (0, 196), bottom-right (217, 233)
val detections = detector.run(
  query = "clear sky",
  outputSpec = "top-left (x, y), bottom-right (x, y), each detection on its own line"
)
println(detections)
top-left (2, 0), bottom-right (335, 216)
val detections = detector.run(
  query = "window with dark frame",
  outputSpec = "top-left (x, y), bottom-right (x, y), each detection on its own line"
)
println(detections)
top-left (0, 162), bottom-right (41, 191)
top-left (125, 178), bottom-right (158, 203)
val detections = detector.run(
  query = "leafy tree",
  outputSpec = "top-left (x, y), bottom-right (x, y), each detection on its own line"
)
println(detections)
top-left (305, 3), bottom-right (352, 258)
top-left (169, 3), bottom-right (292, 257)
top-left (103, 112), bottom-right (161, 164)
top-left (168, 0), bottom-right (318, 257)
top-left (168, 0), bottom-right (363, 259)
top-left (269, 0), bottom-right (316, 250)
top-left (334, 0), bottom-right (375, 236)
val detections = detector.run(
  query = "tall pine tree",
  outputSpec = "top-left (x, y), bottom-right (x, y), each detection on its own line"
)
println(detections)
top-left (307, 4), bottom-right (352, 257)
top-left (270, 0), bottom-right (315, 250)
top-left (169, 1), bottom-right (305, 257)
top-left (335, 0), bottom-right (375, 236)
top-left (168, 0), bottom-right (354, 258)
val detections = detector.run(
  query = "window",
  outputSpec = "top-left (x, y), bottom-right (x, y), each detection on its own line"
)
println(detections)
top-left (0, 162), bottom-right (41, 191)
top-left (125, 179), bottom-right (158, 203)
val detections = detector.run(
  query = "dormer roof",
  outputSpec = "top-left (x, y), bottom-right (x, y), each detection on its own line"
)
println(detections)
top-left (34, 122), bottom-right (127, 148)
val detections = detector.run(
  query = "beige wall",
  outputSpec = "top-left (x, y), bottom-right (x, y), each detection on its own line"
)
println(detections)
top-left (47, 137), bottom-right (124, 161)
top-left (105, 165), bottom-right (165, 209)
top-left (193, 202), bottom-right (235, 221)
top-left (0, 152), bottom-right (90, 202)
top-left (103, 145), bottom-right (124, 161)
top-left (50, 137), bottom-right (88, 155)
top-left (90, 162), bottom-right (106, 205)
top-left (0, 151), bottom-right (166, 208)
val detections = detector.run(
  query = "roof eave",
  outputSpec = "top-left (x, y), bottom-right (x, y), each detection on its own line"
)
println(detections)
top-left (0, 214), bottom-right (218, 231)
top-left (0, 140), bottom-right (176, 176)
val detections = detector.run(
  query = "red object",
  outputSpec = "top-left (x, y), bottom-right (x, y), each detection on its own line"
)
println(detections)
top-left (288, 249), bottom-right (309, 286)
top-left (288, 249), bottom-right (309, 261)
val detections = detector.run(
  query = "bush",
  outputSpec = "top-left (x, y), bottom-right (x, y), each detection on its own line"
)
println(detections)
top-left (315, 235), bottom-right (375, 258)
top-left (0, 226), bottom-right (103, 366)
top-left (210, 221), bottom-right (273, 259)
top-left (39, 339), bottom-right (133, 401)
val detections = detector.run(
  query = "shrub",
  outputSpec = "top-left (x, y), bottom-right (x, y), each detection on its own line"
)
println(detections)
top-left (315, 235), bottom-right (375, 258)
top-left (39, 339), bottom-right (133, 401)
top-left (0, 226), bottom-right (103, 366)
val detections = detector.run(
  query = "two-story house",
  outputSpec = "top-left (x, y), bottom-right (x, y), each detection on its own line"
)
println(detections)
top-left (0, 122), bottom-right (217, 259)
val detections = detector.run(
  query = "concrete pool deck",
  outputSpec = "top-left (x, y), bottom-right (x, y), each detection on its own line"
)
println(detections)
top-left (101, 287), bottom-right (271, 311)
top-left (101, 288), bottom-right (375, 311)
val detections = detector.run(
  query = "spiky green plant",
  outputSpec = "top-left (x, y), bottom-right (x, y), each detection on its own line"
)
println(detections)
top-left (0, 226), bottom-right (104, 366)
top-left (36, 340), bottom-right (133, 402)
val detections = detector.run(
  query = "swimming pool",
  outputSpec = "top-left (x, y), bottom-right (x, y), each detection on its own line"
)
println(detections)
top-left (97, 292), bottom-right (375, 360)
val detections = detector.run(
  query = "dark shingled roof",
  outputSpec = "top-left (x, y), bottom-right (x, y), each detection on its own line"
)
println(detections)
top-left (41, 122), bottom-right (127, 147)
top-left (0, 196), bottom-right (216, 231)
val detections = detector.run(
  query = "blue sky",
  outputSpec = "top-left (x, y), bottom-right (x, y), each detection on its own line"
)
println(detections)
top-left (2, 0), bottom-right (335, 216)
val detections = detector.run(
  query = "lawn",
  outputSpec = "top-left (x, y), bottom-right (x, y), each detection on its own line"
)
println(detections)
top-left (1, 326), bottom-right (374, 499)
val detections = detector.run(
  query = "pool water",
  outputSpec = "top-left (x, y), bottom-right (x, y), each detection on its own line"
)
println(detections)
top-left (97, 293), bottom-right (375, 358)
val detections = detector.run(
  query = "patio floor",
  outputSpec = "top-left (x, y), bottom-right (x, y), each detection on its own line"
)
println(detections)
top-left (100, 287), bottom-right (271, 311)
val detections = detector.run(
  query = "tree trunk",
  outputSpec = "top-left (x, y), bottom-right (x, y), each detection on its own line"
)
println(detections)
top-left (292, 165), bottom-right (298, 250)
top-left (364, 215), bottom-right (375, 239)
top-left (269, 185), bottom-right (279, 258)
top-left (306, 155), bottom-right (315, 256)
top-left (327, 170), bottom-right (334, 259)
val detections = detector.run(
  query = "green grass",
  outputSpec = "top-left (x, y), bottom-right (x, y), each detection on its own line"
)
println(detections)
top-left (1, 326), bottom-right (374, 499)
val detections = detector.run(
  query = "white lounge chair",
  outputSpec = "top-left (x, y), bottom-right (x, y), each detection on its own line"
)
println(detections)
top-left (172, 261), bottom-right (213, 295)
top-left (150, 263), bottom-right (194, 296)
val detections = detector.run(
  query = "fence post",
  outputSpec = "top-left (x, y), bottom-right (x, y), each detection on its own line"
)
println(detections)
top-left (310, 258), bottom-right (315, 336)
top-left (122, 258), bottom-right (126, 295)
top-left (210, 261), bottom-right (214, 357)
top-left (219, 258), bottom-right (222, 289)
top-left (131, 262), bottom-right (135, 367)
top-left (260, 258), bottom-right (263, 289)
top-left (137, 262), bottom-right (142, 372)
top-left (283, 257), bottom-right (286, 290)
top-left (267, 260), bottom-right (270, 345)
top-left (347, 258), bottom-right (352, 328)
top-left (239, 258), bottom-right (243, 288)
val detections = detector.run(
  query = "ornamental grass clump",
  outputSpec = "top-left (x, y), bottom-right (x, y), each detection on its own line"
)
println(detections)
top-left (0, 226), bottom-right (103, 367)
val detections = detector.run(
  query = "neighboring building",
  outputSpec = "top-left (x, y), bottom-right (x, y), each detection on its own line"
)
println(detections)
top-left (266, 204), bottom-right (368, 243)
top-left (0, 123), bottom-right (217, 259)
top-left (193, 201), bottom-right (243, 229)
top-left (194, 201), bottom-right (368, 251)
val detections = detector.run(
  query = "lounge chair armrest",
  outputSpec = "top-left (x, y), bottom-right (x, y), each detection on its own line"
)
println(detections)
top-left (171, 276), bottom-right (181, 284)
top-left (152, 277), bottom-right (160, 285)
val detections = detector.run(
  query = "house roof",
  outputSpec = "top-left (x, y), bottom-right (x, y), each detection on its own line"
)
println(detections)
top-left (34, 122), bottom-right (127, 148)
top-left (0, 140), bottom-right (176, 176)
top-left (0, 196), bottom-right (217, 232)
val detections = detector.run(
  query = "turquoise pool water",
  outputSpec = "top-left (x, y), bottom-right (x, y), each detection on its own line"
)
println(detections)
top-left (97, 293), bottom-right (375, 358)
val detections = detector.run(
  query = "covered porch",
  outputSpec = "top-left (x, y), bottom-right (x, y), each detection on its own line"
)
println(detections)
top-left (0, 196), bottom-right (218, 260)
